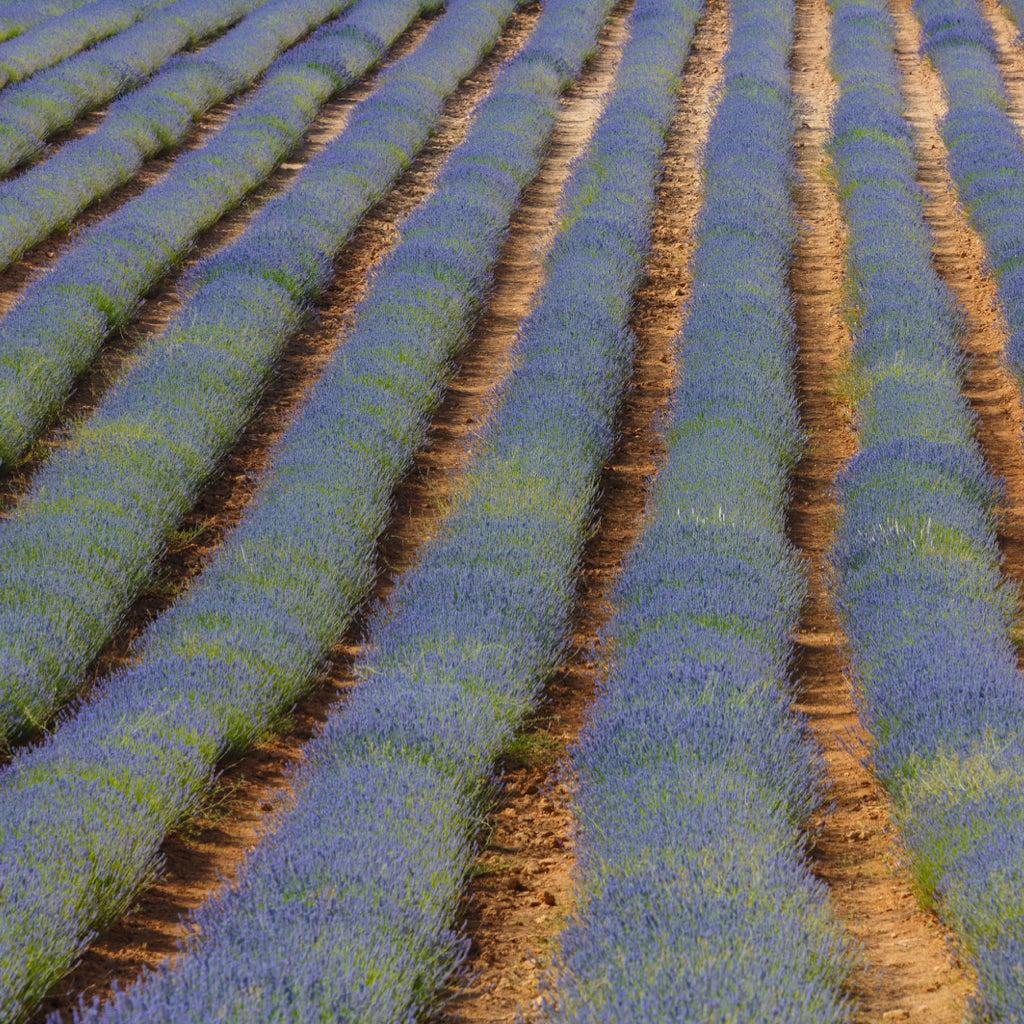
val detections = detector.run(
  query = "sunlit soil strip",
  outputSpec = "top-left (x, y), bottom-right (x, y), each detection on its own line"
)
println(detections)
top-left (787, 0), bottom-right (973, 1017)
top-left (29, 10), bottom-right (542, 1019)
top-left (438, 0), bottom-right (730, 1020)
top-left (543, 0), bottom-right (856, 1017)
top-left (905, 0), bottom-right (1024, 607)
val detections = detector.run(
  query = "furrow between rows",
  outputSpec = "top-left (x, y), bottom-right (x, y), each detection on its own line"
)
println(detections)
top-left (788, 0), bottom-right (973, 1016)
top-left (442, 0), bottom-right (730, 1018)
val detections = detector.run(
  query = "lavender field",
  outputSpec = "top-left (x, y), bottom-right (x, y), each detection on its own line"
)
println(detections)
top-left (0, 0), bottom-right (1023, 1019)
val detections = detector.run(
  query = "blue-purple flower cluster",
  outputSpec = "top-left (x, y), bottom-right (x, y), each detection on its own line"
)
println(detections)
top-left (0, 0), bottom-right (98, 42)
top-left (0, 0), bottom-right (515, 746)
top-left (0, 0), bottom-right (259, 178)
top-left (55, 0), bottom-right (710, 1018)
top-left (546, 0), bottom-right (854, 1019)
top-left (1000, 0), bottom-right (1024, 31)
top-left (829, 0), bottom-right (1024, 1016)
top-left (0, 0), bottom-right (532, 1017)
top-left (0, 0), bottom-right (171, 88)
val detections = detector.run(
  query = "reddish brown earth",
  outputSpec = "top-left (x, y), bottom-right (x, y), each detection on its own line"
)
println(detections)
top-left (441, 0), bottom-right (729, 1019)
top-left (787, 0), bottom-right (973, 1018)
top-left (29, 8), bottom-right (549, 1019)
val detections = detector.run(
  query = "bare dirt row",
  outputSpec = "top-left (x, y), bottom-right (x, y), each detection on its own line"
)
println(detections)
top-left (440, 0), bottom-right (730, 1017)
top-left (787, 0), bottom-right (974, 1018)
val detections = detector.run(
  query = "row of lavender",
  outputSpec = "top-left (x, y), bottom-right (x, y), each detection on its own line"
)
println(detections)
top-left (0, 0), bottom-right (173, 88)
top-left (0, 0), bottom-right (260, 181)
top-left (0, 0), bottom-right (97, 42)
top-left (546, 0), bottom-right (853, 1018)
top-left (0, 0), bottom-right (375, 278)
top-left (828, 0), bottom-right (1024, 1016)
top-left (910, 0), bottom-right (1024, 385)
top-left (0, 0), bottom-right (436, 742)
top-left (62, 0), bottom-right (710, 1016)
top-left (0, 0), bottom-right (559, 1016)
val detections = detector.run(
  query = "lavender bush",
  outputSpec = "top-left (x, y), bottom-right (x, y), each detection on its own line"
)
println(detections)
top-left (546, 0), bottom-right (855, 1018)
top-left (0, 0), bottom-right (100, 42)
top-left (0, 0), bottom-right (484, 741)
top-left (830, 0), bottom-right (1024, 1017)
top-left (60, 0), bottom-right (711, 1017)
top-left (0, 0), bottom-right (260, 177)
top-left (0, 0), bottom-right (420, 469)
top-left (0, 0), bottom-right (612, 1016)
top-left (0, 0), bottom-right (347, 263)
top-left (912, 0), bottom-right (1024, 392)
top-left (0, 0), bottom-right (174, 88)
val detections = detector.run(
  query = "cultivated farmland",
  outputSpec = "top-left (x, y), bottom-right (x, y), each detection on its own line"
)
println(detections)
top-left (0, 0), bottom-right (1022, 1019)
